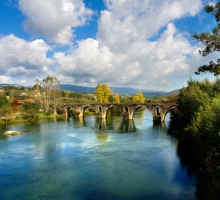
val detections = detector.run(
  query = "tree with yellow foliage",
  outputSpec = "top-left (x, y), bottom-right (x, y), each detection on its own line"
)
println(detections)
top-left (113, 93), bottom-right (120, 103)
top-left (95, 84), bottom-right (111, 103)
top-left (132, 92), bottom-right (145, 103)
top-left (161, 97), bottom-right (168, 103)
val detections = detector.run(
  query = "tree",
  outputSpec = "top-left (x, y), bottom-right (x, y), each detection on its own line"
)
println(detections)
top-left (51, 78), bottom-right (61, 115)
top-left (41, 76), bottom-right (61, 115)
top-left (132, 92), bottom-right (145, 103)
top-left (177, 84), bottom-right (210, 124)
top-left (192, 2), bottom-right (220, 75)
top-left (0, 104), bottom-right (14, 122)
top-left (161, 97), bottom-right (168, 103)
top-left (0, 93), bottom-right (8, 107)
top-left (23, 102), bottom-right (39, 119)
top-left (63, 90), bottom-right (71, 98)
top-left (113, 93), bottom-right (120, 103)
top-left (166, 92), bottom-right (179, 103)
top-left (13, 98), bottom-right (19, 112)
top-left (95, 84), bottom-right (111, 103)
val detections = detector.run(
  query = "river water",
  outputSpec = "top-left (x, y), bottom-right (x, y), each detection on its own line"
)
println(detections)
top-left (0, 110), bottom-right (196, 200)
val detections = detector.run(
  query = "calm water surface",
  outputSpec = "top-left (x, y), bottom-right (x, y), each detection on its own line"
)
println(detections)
top-left (0, 110), bottom-right (196, 200)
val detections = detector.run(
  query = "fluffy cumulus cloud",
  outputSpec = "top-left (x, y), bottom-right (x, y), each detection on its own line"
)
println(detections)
top-left (1, 0), bottom-right (214, 90)
top-left (55, 0), bottom-right (208, 90)
top-left (0, 76), bottom-right (13, 84)
top-left (0, 34), bottom-right (54, 84)
top-left (97, 0), bottom-right (202, 52)
top-left (19, 0), bottom-right (93, 45)
top-left (54, 23), bottom-right (195, 89)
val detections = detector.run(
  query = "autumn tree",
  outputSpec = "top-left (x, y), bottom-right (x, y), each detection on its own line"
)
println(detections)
top-left (132, 92), bottom-right (145, 103)
top-left (13, 98), bottom-right (19, 112)
top-left (113, 93), bottom-right (120, 103)
top-left (192, 2), bottom-right (220, 75)
top-left (95, 84), bottom-right (111, 103)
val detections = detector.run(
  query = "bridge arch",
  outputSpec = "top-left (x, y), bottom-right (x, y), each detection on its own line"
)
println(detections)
top-left (163, 106), bottom-right (177, 121)
top-left (122, 105), bottom-right (144, 120)
top-left (105, 105), bottom-right (121, 118)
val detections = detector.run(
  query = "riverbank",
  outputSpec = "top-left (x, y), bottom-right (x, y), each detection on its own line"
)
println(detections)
top-left (168, 118), bottom-right (220, 200)
top-left (0, 110), bottom-right (96, 124)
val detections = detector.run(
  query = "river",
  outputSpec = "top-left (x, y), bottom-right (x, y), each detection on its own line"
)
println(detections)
top-left (0, 110), bottom-right (196, 200)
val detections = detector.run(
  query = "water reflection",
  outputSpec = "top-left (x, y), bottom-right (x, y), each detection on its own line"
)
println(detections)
top-left (72, 117), bottom-right (86, 128)
top-left (0, 110), bottom-right (197, 200)
top-left (118, 120), bottom-right (136, 133)
top-left (95, 118), bottom-right (107, 131)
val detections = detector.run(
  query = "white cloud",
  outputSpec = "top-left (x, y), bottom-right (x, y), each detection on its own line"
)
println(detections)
top-left (97, 0), bottom-right (202, 52)
top-left (54, 22), bottom-right (197, 89)
top-left (0, 34), bottom-right (54, 84)
top-left (1, 0), bottom-right (212, 91)
top-left (0, 76), bottom-right (13, 84)
top-left (19, 0), bottom-right (93, 45)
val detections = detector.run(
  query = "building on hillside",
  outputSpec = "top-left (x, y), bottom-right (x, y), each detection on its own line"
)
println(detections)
top-left (20, 98), bottom-right (35, 103)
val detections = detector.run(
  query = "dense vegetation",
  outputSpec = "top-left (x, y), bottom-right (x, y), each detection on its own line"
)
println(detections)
top-left (176, 78), bottom-right (220, 199)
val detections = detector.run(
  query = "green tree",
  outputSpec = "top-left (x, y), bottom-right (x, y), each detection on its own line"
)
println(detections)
top-left (192, 2), bottom-right (220, 75)
top-left (177, 84), bottom-right (210, 124)
top-left (0, 104), bottom-right (13, 122)
top-left (0, 93), bottom-right (8, 107)
top-left (23, 102), bottom-right (40, 119)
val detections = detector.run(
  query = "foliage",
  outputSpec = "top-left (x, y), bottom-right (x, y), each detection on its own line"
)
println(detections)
top-left (113, 93), bottom-right (120, 103)
top-left (0, 93), bottom-right (8, 106)
top-left (63, 90), bottom-right (71, 98)
top-left (95, 84), bottom-right (111, 103)
top-left (120, 95), bottom-right (133, 103)
top-left (161, 97), bottom-right (168, 103)
top-left (177, 78), bottom-right (220, 199)
top-left (22, 102), bottom-right (40, 119)
top-left (13, 98), bottom-right (19, 106)
top-left (177, 83), bottom-right (210, 124)
top-left (192, 2), bottom-right (220, 75)
top-left (0, 104), bottom-right (13, 118)
top-left (132, 92), bottom-right (145, 103)
top-left (166, 92), bottom-right (179, 103)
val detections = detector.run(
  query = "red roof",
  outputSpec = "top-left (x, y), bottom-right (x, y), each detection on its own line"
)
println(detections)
top-left (20, 98), bottom-right (35, 103)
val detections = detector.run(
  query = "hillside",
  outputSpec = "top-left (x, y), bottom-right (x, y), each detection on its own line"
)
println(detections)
top-left (0, 83), bottom-right (179, 96)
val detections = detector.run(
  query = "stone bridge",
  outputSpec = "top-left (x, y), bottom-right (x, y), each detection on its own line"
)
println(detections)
top-left (56, 103), bottom-right (177, 122)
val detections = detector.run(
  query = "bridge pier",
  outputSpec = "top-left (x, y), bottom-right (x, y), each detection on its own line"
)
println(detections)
top-left (95, 104), bottom-right (114, 119)
top-left (153, 115), bottom-right (165, 122)
top-left (146, 104), bottom-right (168, 122)
top-left (122, 113), bottom-right (133, 120)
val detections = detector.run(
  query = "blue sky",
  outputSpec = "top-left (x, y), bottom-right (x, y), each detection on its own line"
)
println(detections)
top-left (0, 0), bottom-right (219, 91)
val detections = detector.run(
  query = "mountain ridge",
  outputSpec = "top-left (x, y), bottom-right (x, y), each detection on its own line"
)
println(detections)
top-left (0, 83), bottom-right (179, 96)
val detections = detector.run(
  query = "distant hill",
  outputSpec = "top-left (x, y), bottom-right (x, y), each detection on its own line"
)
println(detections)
top-left (0, 83), bottom-right (179, 96)
top-left (0, 83), bottom-right (23, 88)
top-left (61, 84), bottom-right (179, 96)
top-left (60, 84), bottom-right (95, 93)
